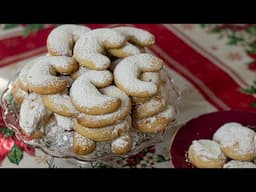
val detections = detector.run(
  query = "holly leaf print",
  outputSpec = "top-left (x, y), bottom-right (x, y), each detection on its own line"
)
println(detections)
top-left (3, 24), bottom-right (19, 29)
top-left (8, 145), bottom-right (23, 165)
top-left (242, 85), bottom-right (256, 94)
top-left (227, 35), bottom-right (244, 45)
top-left (156, 154), bottom-right (168, 162)
top-left (200, 24), bottom-right (208, 28)
top-left (251, 101), bottom-right (256, 107)
top-left (246, 26), bottom-right (256, 36)
top-left (246, 42), bottom-right (256, 54)
top-left (22, 24), bottom-right (44, 37)
top-left (1, 128), bottom-right (14, 138)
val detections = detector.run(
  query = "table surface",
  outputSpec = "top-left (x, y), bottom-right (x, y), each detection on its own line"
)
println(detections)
top-left (0, 24), bottom-right (255, 168)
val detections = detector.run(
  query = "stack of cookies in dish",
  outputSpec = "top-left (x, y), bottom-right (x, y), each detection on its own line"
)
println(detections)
top-left (11, 24), bottom-right (177, 156)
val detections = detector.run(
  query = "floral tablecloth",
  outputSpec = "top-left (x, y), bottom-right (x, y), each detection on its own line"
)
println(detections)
top-left (0, 24), bottom-right (255, 168)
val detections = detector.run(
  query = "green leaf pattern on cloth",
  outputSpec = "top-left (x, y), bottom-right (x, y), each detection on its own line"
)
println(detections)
top-left (200, 24), bottom-right (256, 107)
top-left (8, 145), bottom-right (23, 165)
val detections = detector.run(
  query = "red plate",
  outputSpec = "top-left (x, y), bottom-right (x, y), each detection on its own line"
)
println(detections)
top-left (170, 110), bottom-right (256, 168)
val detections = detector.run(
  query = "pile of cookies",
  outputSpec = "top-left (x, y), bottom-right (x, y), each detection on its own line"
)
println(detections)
top-left (188, 122), bottom-right (256, 168)
top-left (11, 24), bottom-right (176, 156)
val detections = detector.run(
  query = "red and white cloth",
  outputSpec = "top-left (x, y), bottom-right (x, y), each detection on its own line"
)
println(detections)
top-left (0, 24), bottom-right (255, 168)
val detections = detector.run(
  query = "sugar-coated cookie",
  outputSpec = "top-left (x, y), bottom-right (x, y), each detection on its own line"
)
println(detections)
top-left (74, 116), bottom-right (130, 142)
top-left (70, 72), bottom-right (119, 115)
top-left (114, 54), bottom-right (163, 97)
top-left (213, 122), bottom-right (256, 161)
top-left (133, 105), bottom-right (176, 133)
top-left (73, 28), bottom-right (126, 70)
top-left (111, 134), bottom-right (132, 155)
top-left (73, 132), bottom-right (96, 155)
top-left (188, 139), bottom-right (227, 168)
top-left (223, 160), bottom-right (256, 168)
top-left (12, 80), bottom-right (28, 105)
top-left (42, 93), bottom-right (79, 117)
top-left (76, 86), bottom-right (131, 128)
top-left (19, 93), bottom-right (51, 139)
top-left (47, 24), bottom-right (91, 56)
top-left (27, 56), bottom-right (78, 94)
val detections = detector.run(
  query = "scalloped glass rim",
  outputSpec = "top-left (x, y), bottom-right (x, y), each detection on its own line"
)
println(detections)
top-left (0, 75), bottom-right (181, 163)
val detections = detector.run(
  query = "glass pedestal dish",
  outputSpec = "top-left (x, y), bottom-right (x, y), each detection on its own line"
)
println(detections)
top-left (1, 75), bottom-right (180, 168)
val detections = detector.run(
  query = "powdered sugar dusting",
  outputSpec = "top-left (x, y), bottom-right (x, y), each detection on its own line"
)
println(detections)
top-left (140, 72), bottom-right (160, 84)
top-left (223, 160), bottom-right (256, 168)
top-left (213, 122), bottom-right (256, 155)
top-left (190, 139), bottom-right (227, 161)
top-left (119, 42), bottom-right (141, 55)
top-left (47, 24), bottom-right (91, 56)
top-left (46, 93), bottom-right (78, 115)
top-left (18, 61), bottom-right (35, 88)
top-left (71, 66), bottom-right (90, 79)
top-left (114, 54), bottom-right (163, 96)
top-left (73, 28), bottom-right (125, 69)
top-left (109, 42), bottom-right (141, 56)
top-left (78, 86), bottom-right (130, 121)
top-left (85, 70), bottom-right (113, 87)
top-left (112, 135), bottom-right (130, 149)
top-left (138, 105), bottom-right (175, 125)
top-left (114, 27), bottom-right (155, 46)
top-left (19, 93), bottom-right (50, 134)
top-left (14, 80), bottom-right (28, 98)
top-left (27, 58), bottom-right (67, 87)
top-left (74, 35), bottom-right (109, 69)
top-left (74, 132), bottom-right (94, 146)
top-left (136, 96), bottom-right (166, 116)
top-left (44, 56), bottom-right (77, 74)
top-left (78, 117), bottom-right (130, 137)
top-left (92, 28), bottom-right (125, 48)
top-left (70, 73), bottom-right (118, 108)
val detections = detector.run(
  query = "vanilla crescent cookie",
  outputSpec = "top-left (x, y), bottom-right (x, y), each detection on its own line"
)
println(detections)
top-left (113, 26), bottom-right (155, 47)
top-left (114, 53), bottom-right (163, 97)
top-left (47, 24), bottom-right (91, 56)
top-left (74, 117), bottom-right (130, 142)
top-left (16, 61), bottom-right (35, 91)
top-left (77, 86), bottom-right (131, 128)
top-left (133, 105), bottom-right (176, 133)
top-left (44, 55), bottom-right (79, 74)
top-left (12, 80), bottom-right (28, 105)
top-left (73, 28), bottom-right (126, 70)
top-left (213, 122), bottom-right (256, 161)
top-left (133, 83), bottom-right (168, 119)
top-left (223, 160), bottom-right (256, 168)
top-left (140, 71), bottom-right (161, 90)
top-left (27, 56), bottom-right (78, 94)
top-left (188, 139), bottom-right (227, 168)
top-left (19, 93), bottom-right (51, 139)
top-left (70, 66), bottom-right (112, 81)
top-left (70, 67), bottom-right (113, 87)
top-left (111, 134), bottom-right (133, 155)
top-left (70, 66), bottom-right (89, 80)
top-left (73, 132), bottom-right (96, 155)
top-left (70, 72), bottom-right (119, 115)
top-left (131, 72), bottom-right (161, 105)
top-left (108, 26), bottom-right (155, 58)
top-left (108, 42), bottom-right (142, 58)
top-left (42, 93), bottom-right (79, 117)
